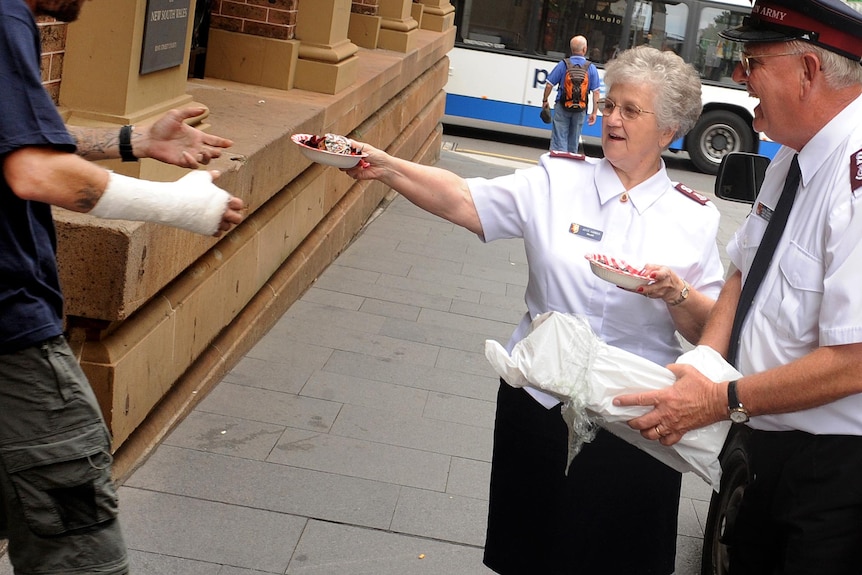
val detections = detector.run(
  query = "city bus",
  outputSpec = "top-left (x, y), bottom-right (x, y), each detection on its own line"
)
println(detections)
top-left (443, 0), bottom-right (782, 174)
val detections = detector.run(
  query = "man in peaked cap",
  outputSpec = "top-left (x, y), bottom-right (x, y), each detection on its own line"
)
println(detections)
top-left (613, 0), bottom-right (862, 573)
top-left (721, 0), bottom-right (862, 61)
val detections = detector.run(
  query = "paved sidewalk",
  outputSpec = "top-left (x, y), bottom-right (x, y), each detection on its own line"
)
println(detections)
top-left (1, 147), bottom-right (748, 575)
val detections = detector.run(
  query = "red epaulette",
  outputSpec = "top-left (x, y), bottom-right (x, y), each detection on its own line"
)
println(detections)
top-left (675, 182), bottom-right (709, 205)
top-left (550, 151), bottom-right (587, 160)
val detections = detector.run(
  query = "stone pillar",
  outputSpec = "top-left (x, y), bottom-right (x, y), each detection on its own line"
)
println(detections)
top-left (295, 0), bottom-right (359, 95)
top-left (411, 2), bottom-right (424, 28)
top-left (205, 0), bottom-right (300, 91)
top-left (58, 0), bottom-right (202, 180)
top-left (348, 0), bottom-right (382, 49)
top-left (414, 0), bottom-right (454, 32)
top-left (377, 0), bottom-right (419, 52)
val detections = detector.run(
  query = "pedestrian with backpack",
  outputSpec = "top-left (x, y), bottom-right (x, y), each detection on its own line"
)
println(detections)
top-left (542, 35), bottom-right (601, 153)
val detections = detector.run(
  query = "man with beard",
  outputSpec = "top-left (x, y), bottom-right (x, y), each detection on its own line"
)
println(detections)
top-left (0, 1), bottom-right (244, 573)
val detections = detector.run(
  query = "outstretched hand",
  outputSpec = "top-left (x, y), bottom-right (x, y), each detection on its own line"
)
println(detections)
top-left (216, 185), bottom-right (245, 237)
top-left (342, 140), bottom-right (393, 181)
top-left (140, 108), bottom-right (234, 169)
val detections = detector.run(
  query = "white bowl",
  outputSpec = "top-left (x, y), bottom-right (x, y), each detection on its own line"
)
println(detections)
top-left (585, 253), bottom-right (652, 290)
top-left (291, 133), bottom-right (368, 169)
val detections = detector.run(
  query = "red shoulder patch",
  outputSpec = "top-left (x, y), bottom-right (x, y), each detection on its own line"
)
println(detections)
top-left (550, 151), bottom-right (586, 160)
top-left (675, 182), bottom-right (709, 205)
top-left (851, 148), bottom-right (862, 194)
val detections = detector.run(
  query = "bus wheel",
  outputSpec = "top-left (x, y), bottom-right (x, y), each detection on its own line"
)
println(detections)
top-left (701, 425), bottom-right (752, 575)
top-left (686, 111), bottom-right (754, 175)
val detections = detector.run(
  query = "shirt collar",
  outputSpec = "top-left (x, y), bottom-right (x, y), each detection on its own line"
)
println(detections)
top-left (798, 92), bottom-right (862, 188)
top-left (595, 158), bottom-right (673, 214)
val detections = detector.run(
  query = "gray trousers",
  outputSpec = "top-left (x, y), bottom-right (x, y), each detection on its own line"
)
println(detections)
top-left (0, 337), bottom-right (128, 575)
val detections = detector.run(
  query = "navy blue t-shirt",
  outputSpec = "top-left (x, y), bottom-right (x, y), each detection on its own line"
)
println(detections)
top-left (0, 0), bottom-right (76, 352)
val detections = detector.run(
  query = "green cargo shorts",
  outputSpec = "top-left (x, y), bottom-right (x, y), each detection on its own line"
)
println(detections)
top-left (0, 337), bottom-right (128, 575)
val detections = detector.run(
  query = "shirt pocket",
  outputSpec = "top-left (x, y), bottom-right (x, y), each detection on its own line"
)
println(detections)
top-left (731, 214), bottom-right (767, 273)
top-left (760, 241), bottom-right (823, 343)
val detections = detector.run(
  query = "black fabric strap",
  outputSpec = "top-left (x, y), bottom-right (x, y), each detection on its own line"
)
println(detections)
top-left (119, 124), bottom-right (137, 162)
top-left (727, 154), bottom-right (801, 367)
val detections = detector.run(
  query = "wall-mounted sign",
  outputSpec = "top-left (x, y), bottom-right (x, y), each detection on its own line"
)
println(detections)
top-left (140, 0), bottom-right (191, 75)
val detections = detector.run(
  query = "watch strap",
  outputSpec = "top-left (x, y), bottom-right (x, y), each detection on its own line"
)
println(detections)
top-left (728, 380), bottom-right (741, 408)
top-left (669, 281), bottom-right (689, 306)
top-left (119, 124), bottom-right (137, 162)
top-left (727, 380), bottom-right (750, 421)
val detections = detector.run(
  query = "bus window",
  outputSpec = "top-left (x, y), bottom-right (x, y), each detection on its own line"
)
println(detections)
top-left (628, 0), bottom-right (689, 55)
top-left (693, 7), bottom-right (746, 84)
top-left (542, 0), bottom-right (628, 64)
top-left (454, 0), bottom-right (537, 52)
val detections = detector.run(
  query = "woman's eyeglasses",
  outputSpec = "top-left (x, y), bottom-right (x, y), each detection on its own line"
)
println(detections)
top-left (738, 51), bottom-right (799, 76)
top-left (602, 98), bottom-right (654, 121)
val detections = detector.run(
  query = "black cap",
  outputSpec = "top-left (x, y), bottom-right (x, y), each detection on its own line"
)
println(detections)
top-left (719, 0), bottom-right (862, 63)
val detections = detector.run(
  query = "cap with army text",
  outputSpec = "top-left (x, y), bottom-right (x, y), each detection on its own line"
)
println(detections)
top-left (719, 0), bottom-right (862, 63)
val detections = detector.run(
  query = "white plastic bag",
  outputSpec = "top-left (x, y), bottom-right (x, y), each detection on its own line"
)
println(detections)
top-left (484, 311), bottom-right (742, 489)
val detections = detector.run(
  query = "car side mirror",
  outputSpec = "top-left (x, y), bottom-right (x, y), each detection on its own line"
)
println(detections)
top-left (714, 152), bottom-right (770, 205)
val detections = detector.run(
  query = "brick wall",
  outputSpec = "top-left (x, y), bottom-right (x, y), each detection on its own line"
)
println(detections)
top-left (38, 16), bottom-right (67, 104)
top-left (352, 0), bottom-right (379, 15)
top-left (210, 0), bottom-right (388, 40)
top-left (210, 0), bottom-right (299, 40)
top-left (36, 0), bottom-right (398, 99)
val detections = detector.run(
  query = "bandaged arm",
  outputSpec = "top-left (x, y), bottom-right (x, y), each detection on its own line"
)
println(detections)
top-left (89, 171), bottom-right (230, 236)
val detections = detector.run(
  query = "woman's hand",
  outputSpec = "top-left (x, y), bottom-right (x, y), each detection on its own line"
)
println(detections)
top-left (343, 140), bottom-right (392, 181)
top-left (634, 264), bottom-right (688, 306)
top-left (632, 264), bottom-right (715, 345)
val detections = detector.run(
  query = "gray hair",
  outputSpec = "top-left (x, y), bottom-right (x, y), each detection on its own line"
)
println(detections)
top-left (603, 46), bottom-right (703, 142)
top-left (786, 41), bottom-right (862, 88)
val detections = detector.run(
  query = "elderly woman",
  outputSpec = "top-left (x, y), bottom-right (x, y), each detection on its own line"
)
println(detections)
top-left (345, 46), bottom-right (724, 575)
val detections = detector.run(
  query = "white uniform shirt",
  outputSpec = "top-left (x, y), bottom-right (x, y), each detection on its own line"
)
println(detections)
top-left (727, 94), bottom-right (862, 434)
top-left (470, 154), bottom-right (725, 407)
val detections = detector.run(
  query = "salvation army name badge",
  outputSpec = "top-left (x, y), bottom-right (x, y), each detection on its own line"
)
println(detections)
top-left (570, 223), bottom-right (603, 241)
top-left (755, 202), bottom-right (774, 222)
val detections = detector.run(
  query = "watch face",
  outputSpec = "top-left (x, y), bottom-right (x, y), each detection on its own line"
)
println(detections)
top-left (730, 409), bottom-right (749, 423)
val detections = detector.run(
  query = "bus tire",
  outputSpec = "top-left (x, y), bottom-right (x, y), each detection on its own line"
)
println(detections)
top-left (700, 425), bottom-right (753, 575)
top-left (686, 111), bottom-right (755, 175)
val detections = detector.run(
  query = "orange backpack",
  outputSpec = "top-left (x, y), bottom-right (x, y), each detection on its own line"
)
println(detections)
top-left (561, 59), bottom-right (590, 111)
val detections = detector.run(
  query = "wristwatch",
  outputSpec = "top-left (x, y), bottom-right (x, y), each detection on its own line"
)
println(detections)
top-left (669, 281), bottom-right (689, 306)
top-left (727, 380), bottom-right (750, 423)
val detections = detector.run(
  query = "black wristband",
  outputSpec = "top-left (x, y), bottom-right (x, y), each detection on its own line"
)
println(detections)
top-left (119, 124), bottom-right (137, 162)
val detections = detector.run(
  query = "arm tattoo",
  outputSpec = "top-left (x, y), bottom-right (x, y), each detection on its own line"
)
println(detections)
top-left (68, 127), bottom-right (119, 160)
top-left (74, 182), bottom-right (102, 212)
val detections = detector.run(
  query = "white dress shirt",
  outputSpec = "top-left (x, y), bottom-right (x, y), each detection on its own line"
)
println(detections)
top-left (727, 94), bottom-right (862, 434)
top-left (470, 154), bottom-right (725, 407)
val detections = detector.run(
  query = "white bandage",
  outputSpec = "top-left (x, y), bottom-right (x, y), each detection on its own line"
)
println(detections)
top-left (90, 171), bottom-right (230, 236)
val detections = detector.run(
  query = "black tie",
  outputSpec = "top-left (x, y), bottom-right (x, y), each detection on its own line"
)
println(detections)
top-left (726, 154), bottom-right (801, 367)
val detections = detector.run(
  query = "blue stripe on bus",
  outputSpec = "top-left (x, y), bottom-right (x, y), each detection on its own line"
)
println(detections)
top-left (445, 94), bottom-right (528, 126)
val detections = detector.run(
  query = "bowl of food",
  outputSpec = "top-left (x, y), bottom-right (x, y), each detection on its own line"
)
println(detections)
top-left (585, 253), bottom-right (652, 290)
top-left (291, 133), bottom-right (369, 168)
